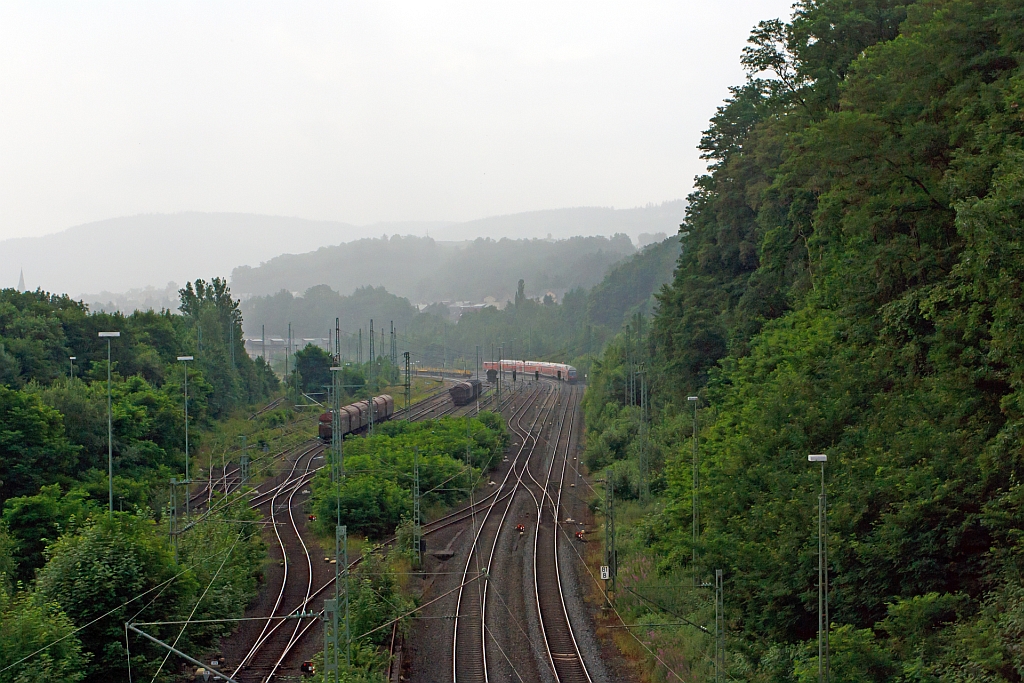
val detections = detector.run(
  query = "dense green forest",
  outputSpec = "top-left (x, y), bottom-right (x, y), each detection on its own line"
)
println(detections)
top-left (246, 235), bottom-right (680, 386)
top-left (398, 235), bottom-right (680, 372)
top-left (0, 279), bottom-right (279, 682)
top-left (583, 1), bottom-right (1024, 680)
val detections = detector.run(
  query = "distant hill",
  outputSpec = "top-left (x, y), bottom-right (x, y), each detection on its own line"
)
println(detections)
top-left (586, 234), bottom-right (682, 329)
top-left (1, 213), bottom-right (361, 298)
top-left (239, 234), bottom-right (683, 360)
top-left (1, 202), bottom-right (685, 301)
top-left (231, 234), bottom-right (638, 305)
top-left (370, 201), bottom-right (685, 243)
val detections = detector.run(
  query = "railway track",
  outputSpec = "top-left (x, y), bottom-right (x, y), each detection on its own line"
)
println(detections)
top-left (453, 382), bottom-right (559, 683)
top-left (394, 385), bottom-right (452, 420)
top-left (229, 441), bottom-right (324, 682)
top-left (187, 419), bottom-right (314, 511)
top-left (529, 385), bottom-right (592, 683)
top-left (213, 384), bottom-right (518, 680)
top-left (206, 378), bottom-right (583, 682)
top-left (448, 380), bottom-right (591, 683)
top-left (249, 396), bottom-right (286, 420)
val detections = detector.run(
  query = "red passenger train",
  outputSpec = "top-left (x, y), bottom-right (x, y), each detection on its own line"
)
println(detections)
top-left (318, 395), bottom-right (394, 442)
top-left (482, 360), bottom-right (577, 384)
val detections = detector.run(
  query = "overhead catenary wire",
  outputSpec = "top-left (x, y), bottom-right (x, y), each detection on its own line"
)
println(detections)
top-left (147, 529), bottom-right (246, 682)
top-left (0, 530), bottom-right (257, 677)
top-left (12, 367), bottom-right (485, 677)
top-left (554, 514), bottom-right (695, 683)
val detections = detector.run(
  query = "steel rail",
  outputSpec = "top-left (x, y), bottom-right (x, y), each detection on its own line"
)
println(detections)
top-left (230, 443), bottom-right (323, 679)
top-left (453, 383), bottom-right (554, 683)
top-left (249, 396), bottom-right (286, 420)
top-left (255, 442), bottom-right (320, 682)
top-left (538, 386), bottom-right (591, 682)
top-left (479, 382), bottom-right (569, 679)
top-left (222, 385), bottom-right (510, 677)
top-left (522, 384), bottom-right (576, 680)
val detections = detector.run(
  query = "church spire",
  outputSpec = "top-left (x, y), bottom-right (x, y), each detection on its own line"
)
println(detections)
top-left (17, 268), bottom-right (25, 292)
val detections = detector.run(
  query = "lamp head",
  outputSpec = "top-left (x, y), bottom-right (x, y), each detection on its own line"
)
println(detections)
top-left (808, 454), bottom-right (827, 462)
top-left (177, 356), bottom-right (194, 361)
top-left (98, 331), bottom-right (120, 338)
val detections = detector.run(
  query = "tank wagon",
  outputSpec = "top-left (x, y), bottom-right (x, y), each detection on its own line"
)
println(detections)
top-left (449, 379), bottom-right (483, 406)
top-left (318, 395), bottom-right (394, 441)
top-left (482, 360), bottom-right (577, 384)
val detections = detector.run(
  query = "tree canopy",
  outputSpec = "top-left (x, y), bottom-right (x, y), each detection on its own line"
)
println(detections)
top-left (584, 0), bottom-right (1024, 679)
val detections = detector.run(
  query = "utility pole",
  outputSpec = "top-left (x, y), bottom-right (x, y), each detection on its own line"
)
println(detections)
top-left (497, 345), bottom-right (502, 410)
top-left (286, 323), bottom-right (291, 399)
top-left (808, 454), bottom-right (830, 683)
top-left (413, 447), bottom-right (421, 567)
top-left (99, 331), bottom-right (119, 516)
top-left (177, 355), bottom-right (194, 518)
top-left (324, 524), bottom-right (350, 681)
top-left (358, 328), bottom-right (362, 365)
top-left (638, 364), bottom-right (649, 502)
top-left (239, 435), bottom-right (249, 485)
top-left (342, 525), bottom-right (350, 667)
top-left (623, 325), bottom-right (631, 407)
top-left (688, 395), bottom-right (700, 585)
top-left (331, 365), bottom-right (344, 482)
top-left (367, 323), bottom-right (375, 435)
top-left (261, 324), bottom-right (265, 361)
top-left (326, 375), bottom-right (350, 682)
top-left (169, 478), bottom-right (178, 564)
top-left (716, 569), bottom-right (725, 682)
top-left (604, 471), bottom-right (616, 596)
top-left (404, 352), bottom-right (411, 412)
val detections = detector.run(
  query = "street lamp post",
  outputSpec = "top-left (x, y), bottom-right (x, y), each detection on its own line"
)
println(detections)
top-left (69, 356), bottom-right (76, 379)
top-left (99, 332), bottom-right (120, 516)
top-left (808, 454), bottom-right (830, 683)
top-left (178, 356), bottom-right (194, 519)
top-left (687, 395), bottom-right (699, 584)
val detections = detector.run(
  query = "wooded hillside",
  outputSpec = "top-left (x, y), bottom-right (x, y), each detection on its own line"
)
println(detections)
top-left (584, 1), bottom-right (1024, 680)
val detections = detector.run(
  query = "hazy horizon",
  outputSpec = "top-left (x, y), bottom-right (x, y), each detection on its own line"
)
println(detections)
top-left (2, 203), bottom-right (685, 297)
top-left (0, 1), bottom-right (793, 241)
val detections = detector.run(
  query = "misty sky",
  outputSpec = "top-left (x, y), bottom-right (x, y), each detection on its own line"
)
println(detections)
top-left (0, 1), bottom-right (793, 240)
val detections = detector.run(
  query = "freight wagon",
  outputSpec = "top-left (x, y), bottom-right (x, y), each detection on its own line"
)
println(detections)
top-left (318, 395), bottom-right (395, 441)
top-left (449, 379), bottom-right (483, 406)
